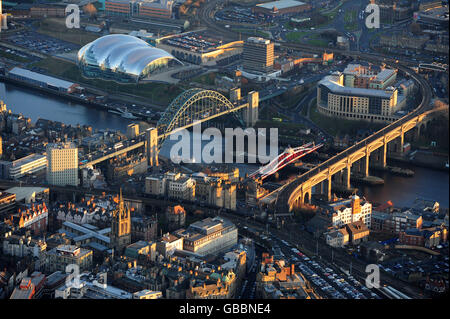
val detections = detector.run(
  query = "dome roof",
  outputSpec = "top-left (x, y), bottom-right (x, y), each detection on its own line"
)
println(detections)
top-left (77, 34), bottom-right (182, 79)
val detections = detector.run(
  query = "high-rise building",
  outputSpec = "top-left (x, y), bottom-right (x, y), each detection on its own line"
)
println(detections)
top-left (0, 0), bottom-right (8, 31)
top-left (126, 123), bottom-right (139, 139)
top-left (243, 37), bottom-right (274, 72)
top-left (110, 190), bottom-right (132, 254)
top-left (46, 143), bottom-right (79, 186)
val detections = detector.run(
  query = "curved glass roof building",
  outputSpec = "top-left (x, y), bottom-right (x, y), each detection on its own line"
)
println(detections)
top-left (77, 34), bottom-right (182, 83)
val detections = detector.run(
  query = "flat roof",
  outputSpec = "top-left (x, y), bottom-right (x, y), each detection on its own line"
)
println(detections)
top-left (374, 69), bottom-right (396, 82)
top-left (62, 221), bottom-right (110, 244)
top-left (319, 76), bottom-right (395, 99)
top-left (256, 0), bottom-right (306, 10)
top-left (11, 154), bottom-right (46, 167)
top-left (9, 67), bottom-right (76, 89)
top-left (5, 187), bottom-right (49, 202)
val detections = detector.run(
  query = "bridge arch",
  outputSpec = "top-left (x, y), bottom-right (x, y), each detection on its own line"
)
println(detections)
top-left (157, 88), bottom-right (244, 147)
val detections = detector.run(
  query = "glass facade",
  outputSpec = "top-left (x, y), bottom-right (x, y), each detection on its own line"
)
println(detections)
top-left (77, 34), bottom-right (182, 83)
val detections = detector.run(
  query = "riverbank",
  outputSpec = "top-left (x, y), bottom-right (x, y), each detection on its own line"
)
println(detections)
top-left (389, 150), bottom-right (449, 171)
top-left (0, 75), bottom-right (153, 122)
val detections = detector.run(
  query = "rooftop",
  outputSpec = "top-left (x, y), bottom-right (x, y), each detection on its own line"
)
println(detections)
top-left (256, 0), bottom-right (306, 10)
top-left (319, 76), bottom-right (395, 99)
top-left (11, 154), bottom-right (46, 167)
top-left (8, 67), bottom-right (76, 90)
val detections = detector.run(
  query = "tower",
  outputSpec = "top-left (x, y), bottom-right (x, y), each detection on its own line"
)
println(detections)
top-left (0, 0), bottom-right (7, 31)
top-left (110, 189), bottom-right (131, 254)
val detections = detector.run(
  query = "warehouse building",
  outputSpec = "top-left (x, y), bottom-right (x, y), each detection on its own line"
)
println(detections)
top-left (252, 0), bottom-right (311, 16)
top-left (7, 67), bottom-right (81, 93)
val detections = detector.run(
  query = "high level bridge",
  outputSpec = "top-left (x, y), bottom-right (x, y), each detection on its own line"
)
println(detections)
top-left (274, 61), bottom-right (447, 213)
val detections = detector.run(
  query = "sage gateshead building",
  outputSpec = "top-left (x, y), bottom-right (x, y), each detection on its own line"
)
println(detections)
top-left (317, 72), bottom-right (405, 123)
top-left (77, 34), bottom-right (182, 83)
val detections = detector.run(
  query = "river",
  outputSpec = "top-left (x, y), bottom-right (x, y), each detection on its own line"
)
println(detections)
top-left (1, 81), bottom-right (448, 208)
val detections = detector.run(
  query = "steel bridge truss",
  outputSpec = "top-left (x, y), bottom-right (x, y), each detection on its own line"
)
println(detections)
top-left (157, 88), bottom-right (245, 147)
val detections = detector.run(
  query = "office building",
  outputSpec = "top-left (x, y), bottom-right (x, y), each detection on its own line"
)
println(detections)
top-left (317, 71), bottom-right (402, 123)
top-left (243, 37), bottom-right (274, 72)
top-left (327, 195), bottom-right (372, 229)
top-left (174, 217), bottom-right (238, 256)
top-left (252, 0), bottom-right (311, 16)
top-left (126, 123), bottom-right (139, 139)
top-left (45, 245), bottom-right (93, 273)
top-left (156, 31), bottom-right (243, 66)
top-left (7, 154), bottom-right (47, 180)
top-left (46, 143), bottom-right (79, 187)
top-left (105, 0), bottom-right (173, 19)
top-left (156, 232), bottom-right (183, 257)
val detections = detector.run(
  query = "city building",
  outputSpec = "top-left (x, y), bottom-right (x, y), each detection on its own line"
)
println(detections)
top-left (110, 190), bottom-right (132, 254)
top-left (156, 31), bottom-right (243, 66)
top-left (55, 272), bottom-right (132, 299)
top-left (7, 67), bottom-right (81, 93)
top-left (125, 240), bottom-right (156, 260)
top-left (4, 154), bottom-right (47, 179)
top-left (105, 0), bottom-right (173, 19)
top-left (45, 245), bottom-right (93, 273)
top-left (345, 221), bottom-right (370, 245)
top-left (131, 215), bottom-right (158, 242)
top-left (60, 221), bottom-right (111, 253)
top-left (133, 289), bottom-right (162, 299)
top-left (243, 37), bottom-right (274, 73)
top-left (166, 205), bottom-right (186, 231)
top-left (375, 0), bottom-right (416, 24)
top-left (174, 217), bottom-right (238, 256)
top-left (77, 34), bottom-right (183, 83)
top-left (186, 272), bottom-right (237, 299)
top-left (325, 228), bottom-right (349, 248)
top-left (0, 191), bottom-right (16, 217)
top-left (2, 234), bottom-right (47, 258)
top-left (327, 195), bottom-right (372, 229)
top-left (4, 187), bottom-right (49, 204)
top-left (29, 4), bottom-right (66, 18)
top-left (256, 253), bottom-right (319, 299)
top-left (399, 226), bottom-right (448, 248)
top-left (14, 202), bottom-right (48, 235)
top-left (126, 123), bottom-right (140, 139)
top-left (342, 64), bottom-right (397, 90)
top-left (146, 170), bottom-right (237, 210)
top-left (252, 0), bottom-right (311, 16)
top-left (53, 195), bottom-right (118, 228)
top-left (46, 142), bottom-right (79, 187)
top-left (156, 232), bottom-right (183, 257)
top-left (317, 71), bottom-right (404, 123)
top-left (10, 272), bottom-right (46, 299)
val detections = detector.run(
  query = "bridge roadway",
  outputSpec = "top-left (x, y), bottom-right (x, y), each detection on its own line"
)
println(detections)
top-left (274, 58), bottom-right (434, 213)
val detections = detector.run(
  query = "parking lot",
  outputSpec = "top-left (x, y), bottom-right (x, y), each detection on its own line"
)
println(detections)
top-left (7, 31), bottom-right (80, 55)
top-left (266, 235), bottom-right (383, 299)
top-left (379, 246), bottom-right (449, 281)
top-left (215, 6), bottom-right (266, 25)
